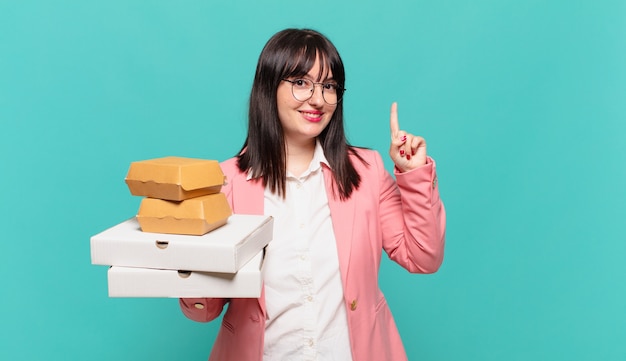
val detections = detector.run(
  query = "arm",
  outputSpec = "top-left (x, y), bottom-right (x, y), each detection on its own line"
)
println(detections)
top-left (377, 154), bottom-right (446, 273)
top-left (381, 102), bottom-right (446, 273)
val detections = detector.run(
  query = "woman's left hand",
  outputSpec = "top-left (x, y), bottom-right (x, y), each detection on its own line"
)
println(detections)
top-left (389, 102), bottom-right (427, 172)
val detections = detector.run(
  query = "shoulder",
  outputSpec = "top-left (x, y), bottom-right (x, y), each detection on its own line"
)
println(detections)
top-left (219, 156), bottom-right (241, 174)
top-left (219, 156), bottom-right (239, 171)
top-left (349, 147), bottom-right (385, 172)
top-left (219, 156), bottom-right (244, 182)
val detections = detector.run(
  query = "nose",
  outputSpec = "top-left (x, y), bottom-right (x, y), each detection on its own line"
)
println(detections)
top-left (308, 84), bottom-right (325, 105)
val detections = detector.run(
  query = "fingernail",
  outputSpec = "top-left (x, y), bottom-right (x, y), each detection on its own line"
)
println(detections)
top-left (400, 135), bottom-right (407, 142)
top-left (406, 154), bottom-right (411, 160)
top-left (399, 149), bottom-right (405, 156)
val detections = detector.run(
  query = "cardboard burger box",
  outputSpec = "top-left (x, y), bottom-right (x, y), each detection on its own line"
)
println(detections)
top-left (125, 156), bottom-right (226, 201)
top-left (137, 193), bottom-right (232, 236)
top-left (91, 214), bottom-right (273, 273)
top-left (107, 250), bottom-right (265, 298)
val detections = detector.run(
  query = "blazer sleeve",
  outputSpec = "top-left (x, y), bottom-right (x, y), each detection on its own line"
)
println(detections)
top-left (378, 154), bottom-right (446, 273)
top-left (179, 298), bottom-right (228, 323)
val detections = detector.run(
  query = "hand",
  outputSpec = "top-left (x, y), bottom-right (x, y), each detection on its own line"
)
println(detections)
top-left (389, 102), bottom-right (427, 172)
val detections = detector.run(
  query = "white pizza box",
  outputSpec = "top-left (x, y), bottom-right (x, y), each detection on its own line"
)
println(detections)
top-left (91, 214), bottom-right (273, 273)
top-left (107, 250), bottom-right (265, 298)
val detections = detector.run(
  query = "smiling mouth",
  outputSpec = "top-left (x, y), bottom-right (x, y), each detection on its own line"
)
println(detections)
top-left (300, 111), bottom-right (323, 121)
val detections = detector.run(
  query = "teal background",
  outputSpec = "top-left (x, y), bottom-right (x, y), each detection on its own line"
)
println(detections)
top-left (1, 0), bottom-right (625, 360)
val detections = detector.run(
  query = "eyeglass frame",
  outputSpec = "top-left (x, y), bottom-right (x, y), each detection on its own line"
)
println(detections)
top-left (281, 78), bottom-right (346, 105)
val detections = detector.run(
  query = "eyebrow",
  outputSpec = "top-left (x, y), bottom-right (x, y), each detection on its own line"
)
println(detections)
top-left (300, 75), bottom-right (337, 83)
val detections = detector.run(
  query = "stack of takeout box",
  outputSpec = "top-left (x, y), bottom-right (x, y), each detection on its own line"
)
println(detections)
top-left (90, 157), bottom-right (273, 298)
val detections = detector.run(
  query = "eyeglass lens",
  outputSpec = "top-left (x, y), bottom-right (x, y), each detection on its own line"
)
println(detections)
top-left (290, 79), bottom-right (341, 105)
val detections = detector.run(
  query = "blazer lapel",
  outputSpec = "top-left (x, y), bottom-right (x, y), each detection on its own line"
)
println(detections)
top-left (322, 165), bottom-right (356, 288)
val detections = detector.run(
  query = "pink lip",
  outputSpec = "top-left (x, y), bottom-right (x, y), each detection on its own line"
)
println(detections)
top-left (300, 110), bottom-right (323, 122)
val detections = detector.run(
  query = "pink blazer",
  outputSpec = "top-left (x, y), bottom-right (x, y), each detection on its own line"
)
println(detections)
top-left (180, 148), bottom-right (446, 361)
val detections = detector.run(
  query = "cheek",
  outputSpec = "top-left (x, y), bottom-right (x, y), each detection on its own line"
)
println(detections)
top-left (277, 106), bottom-right (289, 128)
top-left (276, 85), bottom-right (294, 107)
top-left (324, 106), bottom-right (337, 120)
top-left (276, 97), bottom-right (292, 125)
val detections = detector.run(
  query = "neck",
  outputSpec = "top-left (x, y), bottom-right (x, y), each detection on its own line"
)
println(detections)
top-left (285, 139), bottom-right (316, 177)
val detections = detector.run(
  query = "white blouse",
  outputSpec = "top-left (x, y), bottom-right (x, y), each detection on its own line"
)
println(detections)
top-left (261, 142), bottom-right (353, 361)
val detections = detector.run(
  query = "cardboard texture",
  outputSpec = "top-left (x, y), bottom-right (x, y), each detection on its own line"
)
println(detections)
top-left (107, 250), bottom-right (265, 298)
top-left (125, 156), bottom-right (226, 201)
top-left (137, 193), bottom-right (232, 235)
top-left (91, 214), bottom-right (273, 273)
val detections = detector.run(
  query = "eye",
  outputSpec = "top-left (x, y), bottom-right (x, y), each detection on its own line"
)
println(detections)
top-left (293, 79), bottom-right (311, 88)
top-left (323, 82), bottom-right (339, 92)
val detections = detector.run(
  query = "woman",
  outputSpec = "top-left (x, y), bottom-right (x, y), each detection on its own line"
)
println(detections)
top-left (180, 28), bottom-right (446, 361)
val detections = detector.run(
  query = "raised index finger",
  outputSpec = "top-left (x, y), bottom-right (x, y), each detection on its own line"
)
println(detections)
top-left (390, 102), bottom-right (400, 137)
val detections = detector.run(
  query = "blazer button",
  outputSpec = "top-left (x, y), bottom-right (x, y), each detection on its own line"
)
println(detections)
top-left (350, 299), bottom-right (358, 311)
top-left (194, 303), bottom-right (205, 310)
top-left (432, 175), bottom-right (438, 189)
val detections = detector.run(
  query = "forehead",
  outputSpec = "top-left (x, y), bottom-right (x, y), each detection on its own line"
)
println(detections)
top-left (305, 56), bottom-right (333, 80)
top-left (285, 49), bottom-right (333, 81)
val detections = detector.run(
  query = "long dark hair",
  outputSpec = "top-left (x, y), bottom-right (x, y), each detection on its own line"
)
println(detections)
top-left (237, 28), bottom-right (365, 200)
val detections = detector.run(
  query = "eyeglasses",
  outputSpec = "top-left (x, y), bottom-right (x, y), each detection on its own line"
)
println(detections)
top-left (282, 78), bottom-right (345, 105)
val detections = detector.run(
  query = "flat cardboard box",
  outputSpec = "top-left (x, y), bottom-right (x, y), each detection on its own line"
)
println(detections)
top-left (137, 193), bottom-right (232, 235)
top-left (91, 214), bottom-right (273, 273)
top-left (125, 157), bottom-right (226, 201)
top-left (107, 250), bottom-right (265, 298)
